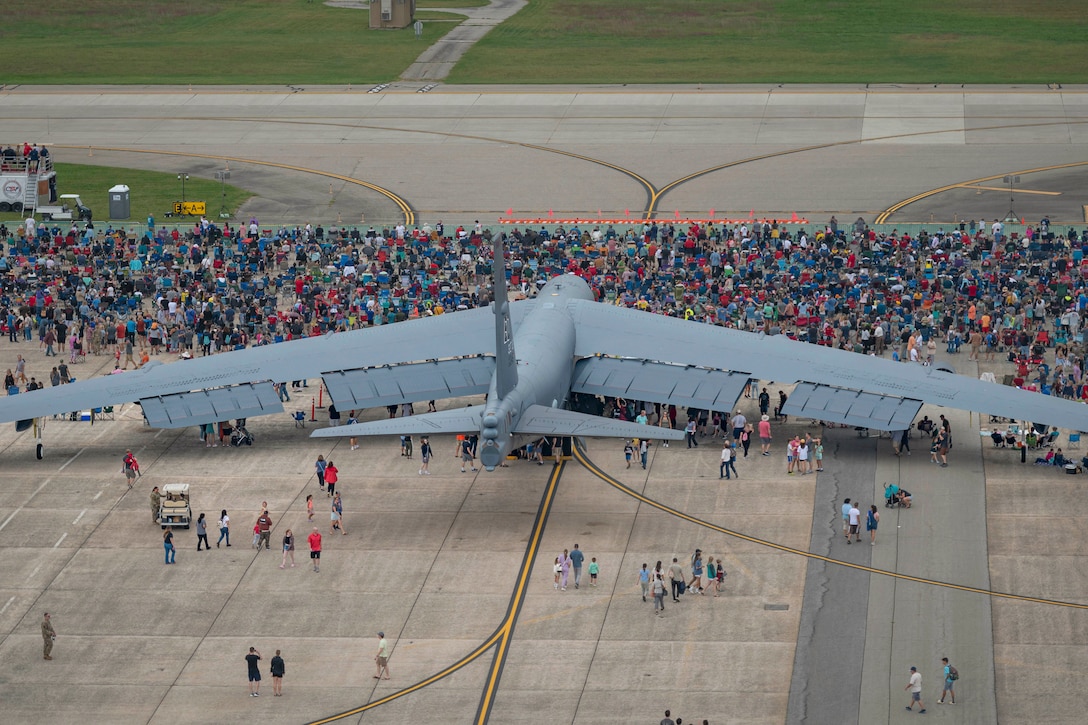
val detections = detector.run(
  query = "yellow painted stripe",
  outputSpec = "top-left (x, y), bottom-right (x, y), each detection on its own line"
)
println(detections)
top-left (52, 145), bottom-right (415, 226)
top-left (572, 443), bottom-right (1088, 610)
top-left (305, 462), bottom-right (564, 725)
top-left (958, 184), bottom-right (1061, 196)
top-left (876, 160), bottom-right (1088, 224)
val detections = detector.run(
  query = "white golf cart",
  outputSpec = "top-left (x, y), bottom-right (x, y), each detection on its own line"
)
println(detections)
top-left (158, 483), bottom-right (192, 529)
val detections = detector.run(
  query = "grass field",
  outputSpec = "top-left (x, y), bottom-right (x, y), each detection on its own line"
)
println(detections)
top-left (0, 164), bottom-right (252, 225)
top-left (448, 0), bottom-right (1088, 84)
top-left (0, 0), bottom-right (461, 84)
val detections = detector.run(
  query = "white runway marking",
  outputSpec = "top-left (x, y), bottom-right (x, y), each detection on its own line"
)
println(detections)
top-left (28, 565), bottom-right (40, 579)
top-left (73, 509), bottom-right (86, 525)
top-left (0, 510), bottom-right (17, 532)
top-left (58, 450), bottom-right (83, 471)
top-left (0, 596), bottom-right (14, 615)
top-left (53, 533), bottom-right (67, 548)
top-left (92, 490), bottom-right (103, 501)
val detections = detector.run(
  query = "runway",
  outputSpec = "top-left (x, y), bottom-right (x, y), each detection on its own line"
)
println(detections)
top-left (0, 84), bottom-right (1086, 724)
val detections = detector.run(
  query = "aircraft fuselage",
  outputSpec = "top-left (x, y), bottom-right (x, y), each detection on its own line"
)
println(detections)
top-left (478, 275), bottom-right (595, 470)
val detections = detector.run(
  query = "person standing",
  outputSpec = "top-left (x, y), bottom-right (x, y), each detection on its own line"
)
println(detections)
top-left (639, 438), bottom-right (649, 469)
top-left (308, 527), bottom-right (322, 572)
top-left (307, 494), bottom-right (314, 522)
top-left (797, 438), bottom-right (810, 474)
top-left (150, 486), bottom-right (162, 524)
top-left (813, 437), bottom-right (824, 471)
top-left (570, 543), bottom-right (585, 589)
top-left (652, 564), bottom-right (667, 616)
top-left (217, 509), bottom-right (231, 547)
top-left (280, 529), bottom-right (295, 569)
top-left (758, 414), bottom-right (772, 455)
top-left (324, 460), bottom-right (339, 497)
top-left (558, 549), bottom-right (572, 591)
top-left (758, 387), bottom-right (771, 417)
top-left (730, 411), bottom-right (747, 441)
top-left (41, 612), bottom-right (56, 660)
top-left (723, 442), bottom-right (738, 479)
top-left (270, 650), bottom-right (285, 696)
top-left (553, 557), bottom-right (562, 589)
top-left (904, 666), bottom-right (926, 713)
top-left (374, 632), bottom-right (391, 680)
top-left (624, 440), bottom-right (635, 469)
top-left (315, 454), bottom-right (327, 491)
top-left (638, 563), bottom-right (650, 602)
top-left (668, 557), bottom-right (685, 602)
top-left (418, 436), bottom-right (432, 475)
top-left (720, 441), bottom-right (732, 479)
top-left (195, 513), bottom-right (209, 551)
top-left (938, 657), bottom-right (957, 704)
top-left (122, 449), bottom-right (139, 488)
top-left (257, 510), bottom-right (272, 550)
top-left (841, 498), bottom-right (852, 543)
top-left (848, 501), bottom-right (862, 543)
top-left (331, 497), bottom-right (346, 535)
top-left (460, 437), bottom-right (477, 472)
top-left (588, 557), bottom-right (599, 586)
top-left (740, 423), bottom-right (753, 457)
top-left (685, 417), bottom-right (698, 448)
top-left (246, 647), bottom-right (262, 696)
top-left (866, 505), bottom-right (880, 545)
top-left (163, 526), bottom-right (176, 564)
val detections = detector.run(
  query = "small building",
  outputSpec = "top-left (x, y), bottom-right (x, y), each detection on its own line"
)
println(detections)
top-left (370, 0), bottom-right (415, 29)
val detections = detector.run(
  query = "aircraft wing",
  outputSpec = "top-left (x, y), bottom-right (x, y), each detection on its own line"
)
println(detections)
top-left (0, 309), bottom-right (496, 428)
top-left (567, 300), bottom-right (1088, 432)
top-left (514, 405), bottom-right (686, 440)
top-left (310, 406), bottom-right (485, 438)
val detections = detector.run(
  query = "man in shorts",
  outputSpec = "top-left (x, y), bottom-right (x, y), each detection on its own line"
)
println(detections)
top-left (848, 501), bottom-right (862, 543)
top-left (374, 632), bottom-right (391, 680)
top-left (245, 646), bottom-right (262, 696)
top-left (904, 666), bottom-right (926, 713)
top-left (308, 527), bottom-right (322, 572)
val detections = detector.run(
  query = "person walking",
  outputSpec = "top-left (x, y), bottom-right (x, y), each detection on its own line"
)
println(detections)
top-left (570, 543), bottom-right (585, 589)
top-left (558, 549), bottom-right (572, 591)
top-left (195, 513), bottom-right (209, 551)
top-left (270, 650), bottom-right (286, 696)
top-left (688, 549), bottom-right (704, 594)
top-left (217, 509), bottom-right (231, 547)
top-left (163, 526), bottom-right (176, 564)
top-left (848, 501), bottom-right (862, 543)
top-left (257, 510), bottom-right (272, 550)
top-left (41, 612), bottom-right (56, 660)
top-left (460, 437), bottom-right (477, 472)
top-left (374, 632), bottom-right (391, 679)
top-left (553, 557), bottom-right (562, 589)
top-left (307, 494), bottom-right (314, 522)
top-left (246, 647), bottom-right (262, 696)
top-left (419, 436), bottom-right (432, 475)
top-left (324, 460), bottom-right (338, 497)
top-left (721, 441), bottom-right (738, 479)
top-left (280, 529), bottom-right (295, 568)
top-left (740, 423), bottom-right (753, 457)
top-left (841, 498), bottom-right (852, 543)
top-left (638, 563), bottom-right (651, 602)
top-left (938, 657), bottom-right (957, 704)
top-left (308, 527), bottom-right (322, 572)
top-left (904, 666), bottom-right (926, 713)
top-left (668, 557), bottom-right (685, 602)
top-left (758, 414), bottom-right (772, 455)
top-left (122, 449), bottom-right (139, 488)
top-left (685, 417), bottom-right (698, 448)
top-left (315, 454), bottom-right (327, 491)
top-left (330, 498), bottom-right (346, 535)
top-left (150, 486), bottom-right (161, 524)
top-left (866, 505), bottom-right (880, 545)
top-left (652, 563), bottom-right (667, 616)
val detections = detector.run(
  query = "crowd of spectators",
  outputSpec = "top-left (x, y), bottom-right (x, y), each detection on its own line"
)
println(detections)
top-left (2, 211), bottom-right (1088, 412)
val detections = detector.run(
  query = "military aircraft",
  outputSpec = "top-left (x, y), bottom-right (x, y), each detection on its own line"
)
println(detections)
top-left (1, 237), bottom-right (1086, 465)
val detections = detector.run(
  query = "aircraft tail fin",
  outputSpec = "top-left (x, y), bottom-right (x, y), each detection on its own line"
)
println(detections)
top-left (514, 405), bottom-right (686, 440)
top-left (309, 405), bottom-right (485, 438)
top-left (493, 234), bottom-right (518, 399)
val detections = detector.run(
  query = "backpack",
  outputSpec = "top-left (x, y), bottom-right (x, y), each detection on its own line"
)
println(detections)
top-left (948, 665), bottom-right (959, 681)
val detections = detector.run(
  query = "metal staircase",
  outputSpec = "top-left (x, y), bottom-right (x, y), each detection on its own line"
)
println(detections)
top-left (22, 169), bottom-right (37, 213)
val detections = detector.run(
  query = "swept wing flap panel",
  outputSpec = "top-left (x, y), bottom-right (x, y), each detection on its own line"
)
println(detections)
top-left (572, 357), bottom-right (749, 412)
top-left (322, 357), bottom-right (495, 408)
top-left (140, 382), bottom-right (283, 428)
top-left (783, 383), bottom-right (922, 431)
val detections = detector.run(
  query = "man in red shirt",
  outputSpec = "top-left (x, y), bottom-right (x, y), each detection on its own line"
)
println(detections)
top-left (308, 527), bottom-right (322, 573)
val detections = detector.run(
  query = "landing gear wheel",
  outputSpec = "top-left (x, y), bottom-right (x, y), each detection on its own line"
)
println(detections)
top-left (36, 443), bottom-right (44, 460)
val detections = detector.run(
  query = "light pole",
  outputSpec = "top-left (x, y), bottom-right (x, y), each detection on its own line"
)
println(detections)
top-left (1003, 174), bottom-right (1020, 223)
top-left (215, 170), bottom-right (231, 218)
top-left (177, 173), bottom-right (189, 203)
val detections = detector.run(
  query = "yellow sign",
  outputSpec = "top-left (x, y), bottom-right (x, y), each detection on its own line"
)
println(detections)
top-left (173, 201), bottom-right (207, 216)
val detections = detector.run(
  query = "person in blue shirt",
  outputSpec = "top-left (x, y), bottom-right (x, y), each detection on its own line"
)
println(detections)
top-left (569, 544), bottom-right (585, 589)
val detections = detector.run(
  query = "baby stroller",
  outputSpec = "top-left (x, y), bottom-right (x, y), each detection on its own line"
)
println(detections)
top-left (231, 425), bottom-right (254, 447)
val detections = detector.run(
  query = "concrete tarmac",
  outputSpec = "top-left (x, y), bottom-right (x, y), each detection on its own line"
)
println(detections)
top-left (0, 85), bottom-right (1086, 724)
